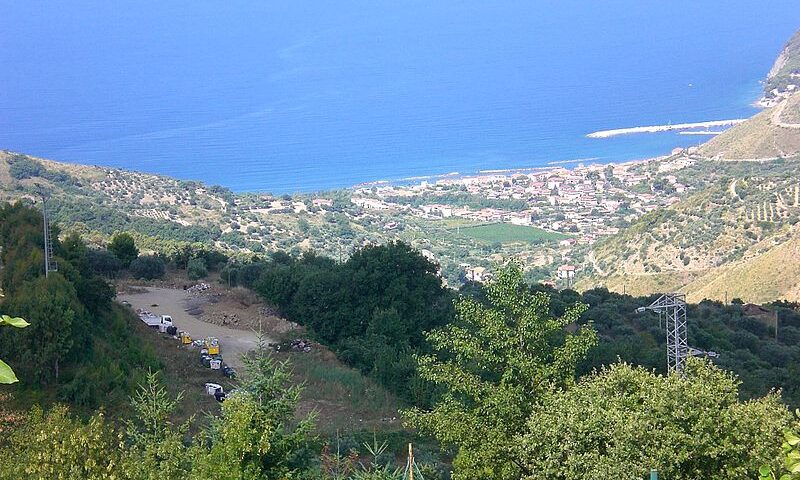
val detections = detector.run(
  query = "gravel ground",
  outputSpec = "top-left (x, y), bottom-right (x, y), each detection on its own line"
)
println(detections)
top-left (118, 287), bottom-right (274, 369)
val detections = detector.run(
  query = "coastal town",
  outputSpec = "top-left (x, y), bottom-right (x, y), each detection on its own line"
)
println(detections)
top-left (334, 150), bottom-right (700, 284)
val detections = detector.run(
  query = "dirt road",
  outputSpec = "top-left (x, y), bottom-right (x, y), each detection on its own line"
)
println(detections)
top-left (118, 287), bottom-right (270, 369)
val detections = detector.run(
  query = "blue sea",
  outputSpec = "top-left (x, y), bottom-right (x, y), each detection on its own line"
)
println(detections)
top-left (2, 1), bottom-right (799, 193)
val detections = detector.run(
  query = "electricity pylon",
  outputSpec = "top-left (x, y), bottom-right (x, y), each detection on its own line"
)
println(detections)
top-left (637, 293), bottom-right (717, 375)
top-left (39, 193), bottom-right (58, 277)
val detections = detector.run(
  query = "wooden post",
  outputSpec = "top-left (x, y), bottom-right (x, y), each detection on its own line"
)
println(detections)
top-left (408, 443), bottom-right (414, 480)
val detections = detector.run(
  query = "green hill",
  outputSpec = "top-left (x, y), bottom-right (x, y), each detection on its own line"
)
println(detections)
top-left (698, 91), bottom-right (800, 160)
top-left (763, 29), bottom-right (800, 102)
top-left (579, 158), bottom-right (800, 303)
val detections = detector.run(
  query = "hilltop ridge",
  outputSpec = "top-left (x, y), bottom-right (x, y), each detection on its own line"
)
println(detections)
top-left (699, 91), bottom-right (800, 160)
top-left (762, 29), bottom-right (800, 106)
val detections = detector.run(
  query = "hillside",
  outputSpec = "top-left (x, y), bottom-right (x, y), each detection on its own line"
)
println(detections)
top-left (763, 29), bottom-right (800, 104)
top-left (0, 151), bottom-right (575, 286)
top-left (579, 158), bottom-right (800, 303)
top-left (699, 91), bottom-right (800, 160)
top-left (579, 29), bottom-right (800, 302)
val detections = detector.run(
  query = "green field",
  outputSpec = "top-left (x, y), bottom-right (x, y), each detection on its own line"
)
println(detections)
top-left (456, 223), bottom-right (569, 244)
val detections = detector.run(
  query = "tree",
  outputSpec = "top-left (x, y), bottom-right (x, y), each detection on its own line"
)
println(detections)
top-left (0, 405), bottom-right (121, 479)
top-left (404, 263), bottom-right (597, 480)
top-left (186, 257), bottom-right (208, 281)
top-left (87, 249), bottom-right (124, 277)
top-left (191, 337), bottom-right (316, 479)
top-left (517, 361), bottom-right (788, 480)
top-left (4, 274), bottom-right (86, 383)
top-left (0, 314), bottom-right (29, 383)
top-left (758, 408), bottom-right (800, 480)
top-left (121, 370), bottom-right (193, 480)
top-left (109, 232), bottom-right (139, 267)
top-left (129, 255), bottom-right (166, 280)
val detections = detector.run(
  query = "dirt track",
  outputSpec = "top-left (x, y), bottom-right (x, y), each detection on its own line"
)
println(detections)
top-left (118, 287), bottom-right (272, 369)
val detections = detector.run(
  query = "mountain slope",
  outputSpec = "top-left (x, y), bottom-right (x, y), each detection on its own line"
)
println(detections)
top-left (579, 159), bottom-right (800, 303)
top-left (763, 29), bottom-right (800, 102)
top-left (699, 91), bottom-right (800, 160)
top-left (684, 233), bottom-right (800, 303)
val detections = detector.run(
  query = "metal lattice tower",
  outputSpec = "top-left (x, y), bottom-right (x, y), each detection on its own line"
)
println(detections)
top-left (41, 195), bottom-right (58, 277)
top-left (637, 292), bottom-right (718, 375)
top-left (645, 293), bottom-right (688, 374)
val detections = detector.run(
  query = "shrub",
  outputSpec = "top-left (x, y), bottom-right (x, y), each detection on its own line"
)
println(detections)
top-left (108, 233), bottom-right (139, 267)
top-left (130, 255), bottom-right (166, 280)
top-left (186, 257), bottom-right (207, 281)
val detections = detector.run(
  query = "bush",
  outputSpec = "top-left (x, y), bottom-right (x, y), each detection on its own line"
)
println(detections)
top-left (108, 233), bottom-right (139, 267)
top-left (129, 255), bottom-right (166, 280)
top-left (186, 257), bottom-right (207, 281)
top-left (86, 249), bottom-right (124, 277)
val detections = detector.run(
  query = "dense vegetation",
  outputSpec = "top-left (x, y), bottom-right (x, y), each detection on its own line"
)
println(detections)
top-left (553, 287), bottom-right (800, 406)
top-left (0, 202), bottom-right (161, 409)
top-left (246, 242), bottom-right (455, 406)
top-left (407, 265), bottom-right (788, 480)
top-left (222, 236), bottom-right (800, 410)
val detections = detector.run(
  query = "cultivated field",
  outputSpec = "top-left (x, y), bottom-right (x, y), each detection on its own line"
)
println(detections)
top-left (456, 223), bottom-right (568, 244)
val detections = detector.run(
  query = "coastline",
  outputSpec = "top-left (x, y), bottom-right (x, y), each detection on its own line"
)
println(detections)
top-left (347, 155), bottom-right (670, 192)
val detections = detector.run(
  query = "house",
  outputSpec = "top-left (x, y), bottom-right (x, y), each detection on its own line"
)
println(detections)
top-left (557, 265), bottom-right (576, 281)
top-left (559, 238), bottom-right (577, 248)
top-left (312, 198), bottom-right (333, 207)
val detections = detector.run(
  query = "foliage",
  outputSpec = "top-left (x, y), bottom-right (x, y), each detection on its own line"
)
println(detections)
top-left (760, 409), bottom-right (800, 480)
top-left (0, 202), bottom-right (160, 408)
top-left (0, 405), bottom-right (122, 479)
top-left (129, 255), bottom-right (166, 280)
top-left (517, 360), bottom-right (788, 480)
top-left (191, 337), bottom-right (316, 479)
top-left (461, 285), bottom-right (800, 409)
top-left (187, 257), bottom-right (208, 280)
top-left (404, 263), bottom-right (597, 480)
top-left (3, 274), bottom-right (86, 383)
top-left (7, 154), bottom-right (73, 184)
top-left (0, 314), bottom-right (29, 383)
top-left (86, 248), bottom-right (125, 277)
top-left (121, 369), bottom-right (193, 480)
top-left (108, 232), bottom-right (139, 266)
top-left (253, 242), bottom-right (455, 405)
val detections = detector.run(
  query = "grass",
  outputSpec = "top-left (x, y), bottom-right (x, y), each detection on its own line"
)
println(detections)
top-left (455, 222), bottom-right (569, 244)
top-left (273, 349), bottom-right (402, 434)
top-left (127, 309), bottom-right (231, 430)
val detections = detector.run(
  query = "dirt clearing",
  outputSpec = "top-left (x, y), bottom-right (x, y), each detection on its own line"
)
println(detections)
top-left (118, 286), bottom-right (269, 369)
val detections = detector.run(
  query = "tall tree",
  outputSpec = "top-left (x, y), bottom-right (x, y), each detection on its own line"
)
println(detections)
top-left (404, 263), bottom-right (597, 480)
top-left (108, 232), bottom-right (139, 267)
top-left (191, 337), bottom-right (316, 479)
top-left (121, 370), bottom-right (193, 480)
top-left (4, 274), bottom-right (86, 383)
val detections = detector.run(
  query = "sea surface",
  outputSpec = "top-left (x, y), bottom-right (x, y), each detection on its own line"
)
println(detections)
top-left (2, 1), bottom-right (799, 193)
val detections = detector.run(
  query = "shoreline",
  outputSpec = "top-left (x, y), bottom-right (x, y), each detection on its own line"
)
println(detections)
top-left (586, 119), bottom-right (747, 139)
top-left (348, 155), bottom-right (672, 191)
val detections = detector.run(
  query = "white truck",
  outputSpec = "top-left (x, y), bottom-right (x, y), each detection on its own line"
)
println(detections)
top-left (137, 311), bottom-right (174, 331)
